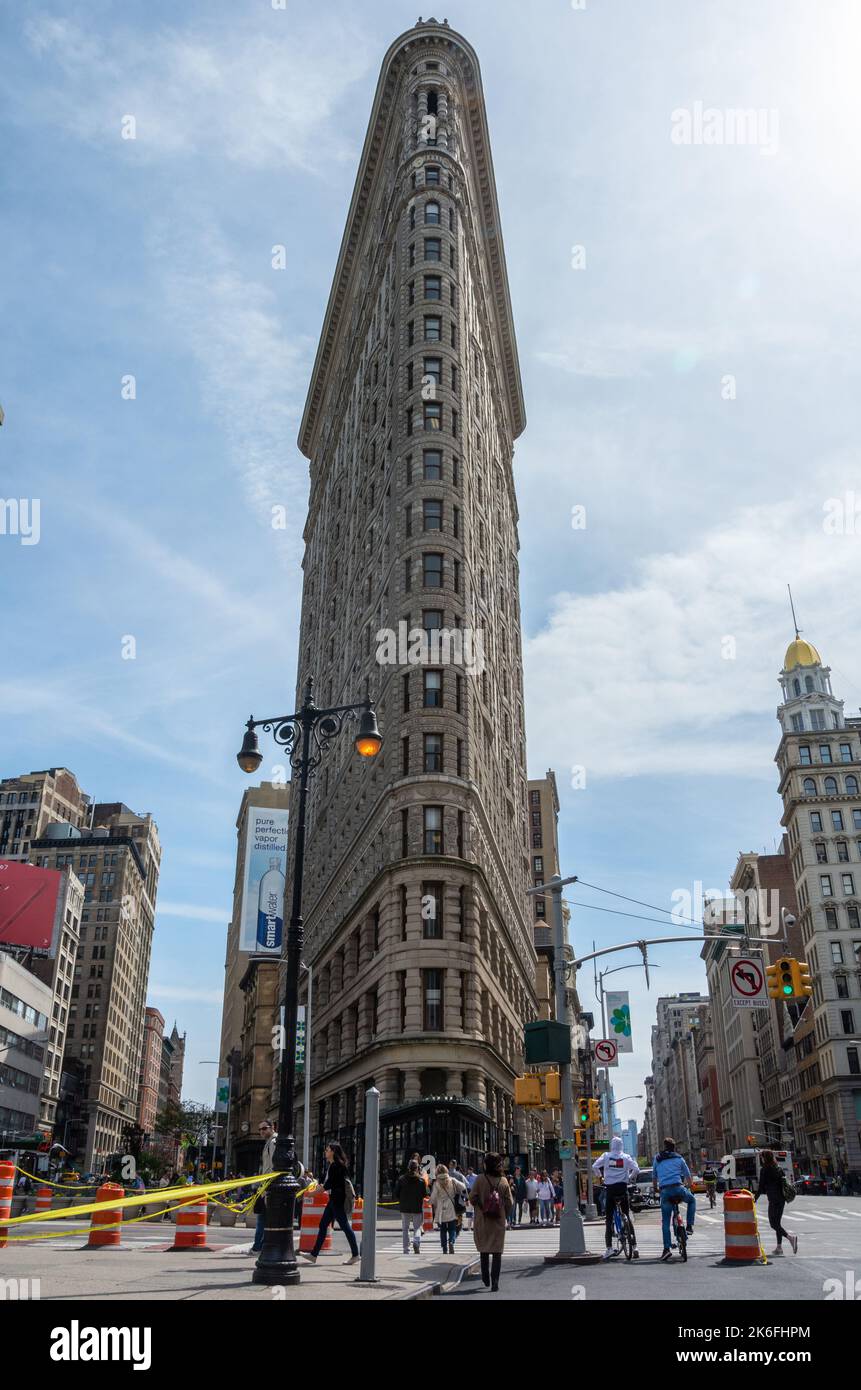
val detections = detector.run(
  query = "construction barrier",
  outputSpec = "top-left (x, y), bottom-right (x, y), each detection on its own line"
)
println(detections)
top-left (423, 1197), bottom-right (433, 1232)
top-left (170, 1198), bottom-right (210, 1252)
top-left (35, 1186), bottom-right (53, 1215)
top-left (299, 1188), bottom-right (332, 1253)
top-left (352, 1196), bottom-right (363, 1239)
top-left (0, 1161), bottom-right (14, 1250)
top-left (87, 1183), bottom-right (125, 1249)
top-left (722, 1189), bottom-right (763, 1264)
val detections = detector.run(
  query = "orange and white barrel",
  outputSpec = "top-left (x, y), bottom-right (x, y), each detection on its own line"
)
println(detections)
top-left (352, 1196), bottom-right (363, 1237)
top-left (723, 1189), bottom-right (760, 1262)
top-left (423, 1197), bottom-right (433, 1232)
top-left (87, 1182), bottom-right (125, 1249)
top-left (35, 1185), bottom-right (53, 1214)
top-left (0, 1161), bottom-right (14, 1249)
top-left (170, 1197), bottom-right (210, 1251)
top-left (298, 1188), bottom-right (332, 1253)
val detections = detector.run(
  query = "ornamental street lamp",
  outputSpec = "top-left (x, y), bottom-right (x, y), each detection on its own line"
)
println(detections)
top-left (236, 677), bottom-right (382, 1285)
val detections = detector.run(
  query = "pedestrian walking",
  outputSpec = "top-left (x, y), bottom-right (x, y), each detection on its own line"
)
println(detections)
top-left (464, 1166), bottom-right (477, 1229)
top-left (525, 1170), bottom-right (539, 1225)
top-left (509, 1166), bottom-right (527, 1227)
top-left (250, 1119), bottom-right (277, 1254)
top-left (449, 1158), bottom-right (468, 1233)
top-left (301, 1142), bottom-right (360, 1265)
top-left (430, 1163), bottom-right (467, 1253)
top-left (755, 1149), bottom-right (798, 1256)
top-left (470, 1152), bottom-right (513, 1292)
top-left (396, 1159), bottom-right (426, 1255)
top-left (537, 1170), bottom-right (555, 1226)
top-left (552, 1171), bottom-right (563, 1226)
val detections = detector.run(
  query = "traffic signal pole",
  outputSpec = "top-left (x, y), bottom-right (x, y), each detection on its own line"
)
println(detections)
top-left (544, 876), bottom-right (599, 1262)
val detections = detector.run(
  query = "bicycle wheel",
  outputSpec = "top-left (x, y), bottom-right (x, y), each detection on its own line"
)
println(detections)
top-left (676, 1218), bottom-right (687, 1262)
top-left (621, 1216), bottom-right (634, 1261)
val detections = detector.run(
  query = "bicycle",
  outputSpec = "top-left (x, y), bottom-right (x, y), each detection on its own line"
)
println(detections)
top-left (668, 1194), bottom-right (688, 1262)
top-left (612, 1200), bottom-right (638, 1261)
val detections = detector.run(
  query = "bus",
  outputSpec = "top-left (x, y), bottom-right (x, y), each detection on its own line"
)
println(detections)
top-left (719, 1148), bottom-right (793, 1192)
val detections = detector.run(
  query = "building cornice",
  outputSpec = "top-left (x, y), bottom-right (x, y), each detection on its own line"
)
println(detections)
top-left (298, 21), bottom-right (526, 460)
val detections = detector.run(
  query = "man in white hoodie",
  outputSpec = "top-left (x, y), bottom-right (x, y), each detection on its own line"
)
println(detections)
top-left (592, 1136), bottom-right (640, 1260)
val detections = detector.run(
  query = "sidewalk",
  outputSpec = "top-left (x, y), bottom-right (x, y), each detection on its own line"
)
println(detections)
top-left (0, 1209), bottom-right (477, 1302)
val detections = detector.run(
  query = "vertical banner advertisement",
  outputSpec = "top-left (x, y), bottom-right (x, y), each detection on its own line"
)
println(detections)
top-left (296, 1006), bottom-right (306, 1072)
top-left (605, 990), bottom-right (633, 1053)
top-left (239, 806), bottom-right (290, 953)
top-left (215, 1077), bottom-right (229, 1114)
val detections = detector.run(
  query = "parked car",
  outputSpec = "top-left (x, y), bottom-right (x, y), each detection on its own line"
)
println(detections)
top-left (628, 1167), bottom-right (656, 1209)
top-left (796, 1174), bottom-right (828, 1195)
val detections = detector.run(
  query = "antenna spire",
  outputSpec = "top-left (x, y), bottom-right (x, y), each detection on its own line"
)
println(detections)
top-left (787, 584), bottom-right (801, 640)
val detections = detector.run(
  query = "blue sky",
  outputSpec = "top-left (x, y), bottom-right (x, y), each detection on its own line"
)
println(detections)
top-left (2, 1), bottom-right (860, 1121)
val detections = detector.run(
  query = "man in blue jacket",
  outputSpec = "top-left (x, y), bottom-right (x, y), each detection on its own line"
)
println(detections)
top-left (652, 1137), bottom-right (695, 1261)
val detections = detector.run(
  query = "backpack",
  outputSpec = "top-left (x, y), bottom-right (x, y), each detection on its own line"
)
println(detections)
top-left (483, 1179), bottom-right (503, 1219)
top-left (344, 1178), bottom-right (356, 1213)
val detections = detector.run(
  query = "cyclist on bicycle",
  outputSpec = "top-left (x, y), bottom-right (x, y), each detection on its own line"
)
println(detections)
top-left (652, 1137), bottom-right (695, 1261)
top-left (703, 1165), bottom-right (718, 1207)
top-left (593, 1136), bottom-right (640, 1260)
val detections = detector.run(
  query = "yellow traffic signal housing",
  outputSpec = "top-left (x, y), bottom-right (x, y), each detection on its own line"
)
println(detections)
top-left (577, 1098), bottom-right (590, 1126)
top-left (574, 1130), bottom-right (585, 1149)
top-left (777, 956), bottom-right (795, 999)
top-left (792, 960), bottom-right (813, 998)
top-left (544, 1071), bottom-right (562, 1105)
top-left (588, 1098), bottom-right (601, 1125)
top-left (766, 962), bottom-right (783, 999)
top-left (514, 1076), bottom-right (542, 1106)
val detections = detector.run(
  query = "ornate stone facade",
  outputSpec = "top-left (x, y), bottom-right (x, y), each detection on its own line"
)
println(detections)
top-left (290, 20), bottom-right (543, 1172)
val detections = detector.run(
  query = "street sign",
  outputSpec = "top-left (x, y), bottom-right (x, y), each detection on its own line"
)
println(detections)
top-left (559, 1139), bottom-right (574, 1161)
top-left (729, 956), bottom-right (768, 1009)
top-left (593, 1038), bottom-right (619, 1067)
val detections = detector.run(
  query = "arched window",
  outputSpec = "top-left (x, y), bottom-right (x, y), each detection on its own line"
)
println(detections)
top-left (794, 679), bottom-right (801, 696)
top-left (825, 776), bottom-right (838, 795)
top-left (805, 676), bottom-right (814, 692)
top-left (846, 776), bottom-right (859, 795)
top-left (803, 778), bottom-right (817, 795)
top-left (425, 200), bottom-right (441, 225)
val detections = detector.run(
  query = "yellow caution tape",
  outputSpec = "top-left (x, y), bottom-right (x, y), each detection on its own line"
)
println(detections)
top-left (0, 1172), bottom-right (275, 1227)
top-left (12, 1167), bottom-right (99, 1191)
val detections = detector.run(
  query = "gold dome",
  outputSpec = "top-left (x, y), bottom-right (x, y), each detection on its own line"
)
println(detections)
top-left (784, 638), bottom-right (822, 670)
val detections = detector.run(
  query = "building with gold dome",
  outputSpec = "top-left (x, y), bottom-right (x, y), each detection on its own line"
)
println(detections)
top-left (775, 631), bottom-right (861, 1179)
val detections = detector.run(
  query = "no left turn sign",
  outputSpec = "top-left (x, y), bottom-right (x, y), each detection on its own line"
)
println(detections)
top-left (594, 1038), bottom-right (619, 1066)
top-left (730, 957), bottom-right (767, 1009)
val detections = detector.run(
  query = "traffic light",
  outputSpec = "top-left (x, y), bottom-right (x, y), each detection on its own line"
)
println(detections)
top-left (515, 1076), bottom-right (542, 1106)
top-left (574, 1130), bottom-right (585, 1149)
top-left (544, 1071), bottom-right (562, 1105)
top-left (792, 960), bottom-right (813, 998)
top-left (767, 956), bottom-right (796, 998)
top-left (577, 1097), bottom-right (590, 1126)
top-left (766, 961), bottom-right (783, 999)
top-left (588, 1098), bottom-right (601, 1125)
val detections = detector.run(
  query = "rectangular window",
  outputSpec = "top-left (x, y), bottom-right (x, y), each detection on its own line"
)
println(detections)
top-left (422, 883), bottom-right (443, 938)
top-left (423, 969), bottom-right (444, 1030)
top-left (424, 275), bottom-right (442, 300)
top-left (799, 746), bottom-right (812, 765)
top-left (456, 674), bottom-right (463, 714)
top-left (820, 874), bottom-right (833, 896)
top-left (424, 316), bottom-right (442, 342)
top-left (838, 842), bottom-right (850, 862)
top-left (424, 238), bottom-right (442, 262)
top-left (825, 907), bottom-right (839, 929)
top-left (534, 856), bottom-right (544, 874)
top-left (424, 733), bottom-right (443, 772)
top-left (405, 503), bottom-right (413, 537)
top-left (403, 673), bottom-right (411, 714)
top-left (406, 406), bottom-right (414, 436)
top-left (842, 874), bottom-right (856, 896)
top-left (833, 811), bottom-right (845, 831)
top-left (791, 713), bottom-right (804, 732)
top-left (408, 280), bottom-right (415, 306)
top-left (854, 810), bottom-right (861, 830)
top-left (405, 454), bottom-right (413, 486)
top-left (820, 745), bottom-right (833, 764)
top-left (405, 558), bottom-right (412, 592)
top-left (848, 1047), bottom-right (860, 1075)
top-left (408, 320), bottom-right (415, 346)
top-left (423, 449), bottom-right (443, 480)
top-left (401, 809), bottom-right (410, 858)
top-left (840, 743), bottom-right (853, 763)
top-left (457, 809), bottom-right (464, 857)
top-left (456, 739), bottom-right (463, 777)
top-left (453, 559), bottom-right (461, 593)
top-left (423, 498), bottom-right (443, 530)
top-left (423, 356), bottom-right (442, 386)
top-left (425, 165), bottom-right (440, 185)
top-left (848, 906), bottom-right (861, 930)
top-left (841, 1010), bottom-right (855, 1035)
top-left (424, 671), bottom-right (443, 707)
top-left (424, 402), bottom-right (442, 430)
top-left (423, 608), bottom-right (443, 636)
top-left (811, 710), bottom-right (826, 730)
top-left (402, 736), bottom-right (410, 777)
top-left (810, 812), bottom-right (823, 831)
top-left (423, 553), bottom-right (443, 587)
top-left (424, 806), bottom-right (443, 855)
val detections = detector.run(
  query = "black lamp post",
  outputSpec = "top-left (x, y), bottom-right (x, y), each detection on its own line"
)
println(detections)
top-left (236, 677), bottom-right (382, 1285)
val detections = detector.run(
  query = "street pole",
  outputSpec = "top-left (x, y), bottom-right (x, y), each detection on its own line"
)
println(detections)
top-left (546, 876), bottom-right (596, 1261)
top-left (356, 1087), bottom-right (380, 1284)
top-left (236, 679), bottom-right (382, 1287)
top-left (302, 964), bottom-right (313, 1173)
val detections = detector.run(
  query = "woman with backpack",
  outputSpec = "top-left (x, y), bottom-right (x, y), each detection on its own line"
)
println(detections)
top-left (470, 1152), bottom-right (513, 1291)
top-left (755, 1150), bottom-right (798, 1256)
top-left (300, 1142), bottom-right (360, 1265)
top-left (430, 1163), bottom-right (467, 1254)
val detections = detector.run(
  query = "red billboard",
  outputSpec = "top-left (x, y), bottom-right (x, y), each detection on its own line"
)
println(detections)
top-left (0, 860), bottom-right (64, 954)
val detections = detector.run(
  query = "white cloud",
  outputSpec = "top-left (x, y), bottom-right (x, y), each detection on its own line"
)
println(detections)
top-left (156, 902), bottom-right (227, 923)
top-left (22, 14), bottom-right (370, 171)
top-left (524, 490), bottom-right (861, 782)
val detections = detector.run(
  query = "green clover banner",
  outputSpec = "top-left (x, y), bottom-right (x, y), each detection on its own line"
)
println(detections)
top-left (605, 991), bottom-right (633, 1053)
